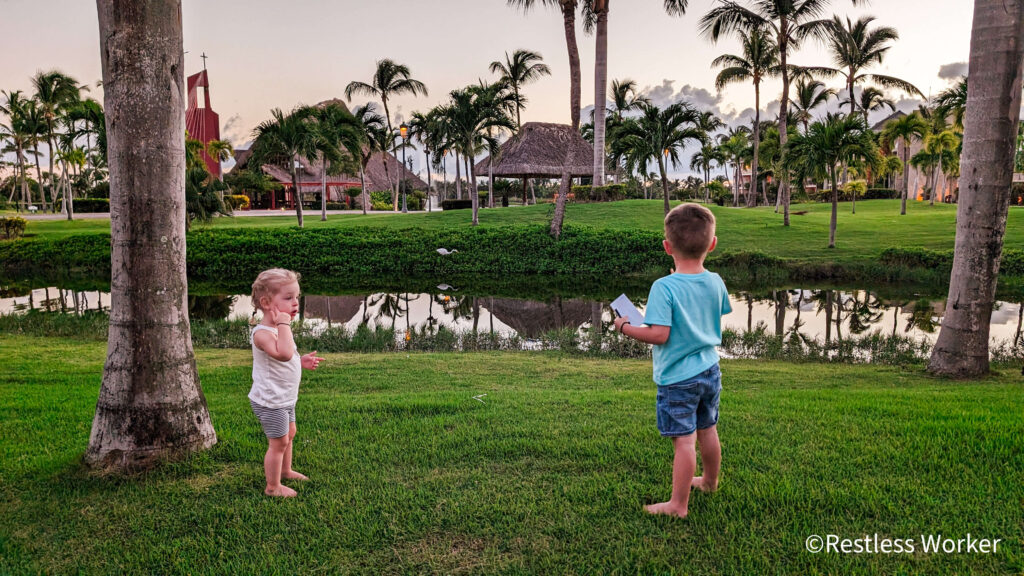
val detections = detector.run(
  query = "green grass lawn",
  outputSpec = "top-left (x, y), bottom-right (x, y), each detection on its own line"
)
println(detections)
top-left (21, 199), bottom-right (1024, 264)
top-left (1, 335), bottom-right (1021, 575)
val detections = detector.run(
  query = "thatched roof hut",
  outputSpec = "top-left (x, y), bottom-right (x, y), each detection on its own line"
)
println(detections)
top-left (473, 122), bottom-right (594, 178)
top-left (302, 295), bottom-right (364, 324)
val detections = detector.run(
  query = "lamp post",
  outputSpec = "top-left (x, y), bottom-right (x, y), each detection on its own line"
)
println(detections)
top-left (400, 123), bottom-right (409, 213)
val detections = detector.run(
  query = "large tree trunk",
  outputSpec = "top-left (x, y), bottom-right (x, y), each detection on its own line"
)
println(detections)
top-left (359, 163), bottom-right (368, 215)
top-left (561, 1), bottom-right (582, 130)
top-left (749, 84), bottom-right (760, 208)
top-left (592, 1), bottom-right (608, 185)
top-left (62, 159), bottom-right (74, 220)
top-left (778, 24), bottom-right (791, 227)
top-left (88, 0), bottom-right (216, 470)
top-left (32, 143), bottom-right (46, 210)
top-left (550, 171), bottom-right (571, 237)
top-left (900, 139), bottom-right (910, 215)
top-left (929, 0), bottom-right (1024, 377)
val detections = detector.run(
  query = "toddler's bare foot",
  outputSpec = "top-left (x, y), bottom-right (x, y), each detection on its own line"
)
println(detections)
top-left (691, 476), bottom-right (717, 492)
top-left (644, 501), bottom-right (688, 518)
top-left (281, 470), bottom-right (309, 481)
top-left (265, 485), bottom-right (298, 498)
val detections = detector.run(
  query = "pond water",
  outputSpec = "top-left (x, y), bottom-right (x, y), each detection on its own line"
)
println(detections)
top-left (4, 285), bottom-right (1023, 347)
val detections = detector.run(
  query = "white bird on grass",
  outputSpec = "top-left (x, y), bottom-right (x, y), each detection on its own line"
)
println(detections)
top-left (436, 248), bottom-right (459, 256)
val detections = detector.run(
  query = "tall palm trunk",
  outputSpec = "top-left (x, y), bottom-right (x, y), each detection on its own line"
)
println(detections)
top-left (659, 155), bottom-right (671, 215)
top-left (561, 1), bottom-right (582, 130)
top-left (749, 84), bottom-right (760, 208)
top-left (424, 148), bottom-right (432, 210)
top-left (467, 150), bottom-right (479, 226)
top-left (592, 1), bottom-right (609, 185)
top-left (46, 124), bottom-right (58, 212)
top-left (31, 142), bottom-right (46, 209)
top-left (778, 22), bottom-right (792, 226)
top-left (550, 171), bottom-right (571, 237)
top-left (900, 139), bottom-right (910, 215)
top-left (732, 161), bottom-right (740, 207)
top-left (930, 0), bottom-right (1024, 377)
top-left (454, 150), bottom-right (462, 199)
top-left (290, 162), bottom-right (304, 227)
top-left (321, 159), bottom-right (328, 221)
top-left (88, 0), bottom-right (216, 470)
top-left (359, 163), bottom-right (368, 215)
top-left (61, 159), bottom-right (74, 220)
top-left (829, 166), bottom-right (838, 248)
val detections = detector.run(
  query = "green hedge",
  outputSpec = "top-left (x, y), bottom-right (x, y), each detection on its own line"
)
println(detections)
top-left (441, 200), bottom-right (473, 210)
top-left (56, 198), bottom-right (109, 213)
top-left (880, 247), bottom-right (1024, 276)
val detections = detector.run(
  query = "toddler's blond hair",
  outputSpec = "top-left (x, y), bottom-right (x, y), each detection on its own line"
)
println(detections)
top-left (250, 268), bottom-right (300, 324)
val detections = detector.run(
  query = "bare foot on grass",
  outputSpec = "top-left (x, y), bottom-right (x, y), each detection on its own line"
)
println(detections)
top-left (281, 471), bottom-right (309, 481)
top-left (644, 501), bottom-right (688, 518)
top-left (265, 485), bottom-right (298, 498)
top-left (691, 476), bottom-right (717, 492)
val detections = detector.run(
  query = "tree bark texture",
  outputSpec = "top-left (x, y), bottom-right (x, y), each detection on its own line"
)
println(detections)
top-left (929, 0), bottom-right (1024, 377)
top-left (592, 1), bottom-right (608, 185)
top-left (88, 0), bottom-right (216, 470)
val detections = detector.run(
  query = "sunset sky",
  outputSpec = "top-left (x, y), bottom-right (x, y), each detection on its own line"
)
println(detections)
top-left (1, 0), bottom-right (975, 177)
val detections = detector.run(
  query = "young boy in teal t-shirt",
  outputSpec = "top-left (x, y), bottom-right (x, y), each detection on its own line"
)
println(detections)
top-left (614, 203), bottom-right (732, 519)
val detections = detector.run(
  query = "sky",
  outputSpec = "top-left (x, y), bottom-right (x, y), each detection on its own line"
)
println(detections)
top-left (0, 0), bottom-right (975, 179)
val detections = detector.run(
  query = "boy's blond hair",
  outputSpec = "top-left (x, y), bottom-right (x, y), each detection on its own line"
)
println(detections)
top-left (664, 203), bottom-right (716, 258)
top-left (250, 268), bottom-right (300, 323)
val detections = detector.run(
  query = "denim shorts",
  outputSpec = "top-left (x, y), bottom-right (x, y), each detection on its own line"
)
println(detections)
top-left (656, 363), bottom-right (721, 437)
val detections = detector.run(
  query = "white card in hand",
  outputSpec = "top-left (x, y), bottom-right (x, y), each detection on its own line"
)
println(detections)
top-left (610, 294), bottom-right (644, 326)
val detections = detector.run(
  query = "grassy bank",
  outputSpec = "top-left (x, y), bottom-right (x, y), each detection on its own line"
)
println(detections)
top-left (1, 335), bottom-right (1021, 575)
top-left (21, 199), bottom-right (1024, 260)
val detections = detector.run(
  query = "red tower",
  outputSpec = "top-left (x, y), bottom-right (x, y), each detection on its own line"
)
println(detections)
top-left (185, 68), bottom-right (222, 178)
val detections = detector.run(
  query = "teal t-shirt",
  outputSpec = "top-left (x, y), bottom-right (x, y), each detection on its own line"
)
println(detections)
top-left (643, 271), bottom-right (732, 386)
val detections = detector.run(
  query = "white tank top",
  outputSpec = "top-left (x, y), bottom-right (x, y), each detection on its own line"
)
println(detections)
top-left (248, 324), bottom-right (302, 408)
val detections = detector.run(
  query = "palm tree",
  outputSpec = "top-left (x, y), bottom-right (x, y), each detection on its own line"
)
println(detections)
top-left (880, 112), bottom-right (929, 215)
top-left (0, 91), bottom-right (34, 211)
top-left (249, 106), bottom-right (322, 227)
top-left (489, 49), bottom-right (551, 128)
top-left (32, 70), bottom-right (81, 215)
top-left (88, 0), bottom-right (216, 470)
top-left (506, 0), bottom-right (583, 130)
top-left (312, 103), bottom-right (357, 220)
top-left (345, 59), bottom-right (428, 201)
top-left (204, 139), bottom-right (234, 182)
top-left (407, 110), bottom-right (439, 209)
top-left (921, 129), bottom-right (959, 205)
top-left (713, 28), bottom-right (780, 207)
top-left (585, 0), bottom-right (611, 185)
top-left (717, 128), bottom-right (750, 207)
top-left (786, 113), bottom-right (879, 248)
top-left (614, 102), bottom-right (702, 215)
top-left (690, 143), bottom-right (722, 202)
top-left (790, 78), bottom-right (834, 133)
top-left (700, 0), bottom-right (866, 226)
top-left (934, 77), bottom-right (968, 129)
top-left (437, 84), bottom-right (515, 225)
top-left (821, 16), bottom-right (923, 117)
top-left (840, 86), bottom-right (894, 120)
top-left (343, 103), bottom-right (387, 215)
top-left (930, 0), bottom-right (1024, 377)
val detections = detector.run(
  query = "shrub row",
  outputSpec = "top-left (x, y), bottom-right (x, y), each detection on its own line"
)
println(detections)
top-left (880, 247), bottom-right (1024, 276)
top-left (55, 198), bottom-right (110, 213)
top-left (441, 200), bottom-right (473, 210)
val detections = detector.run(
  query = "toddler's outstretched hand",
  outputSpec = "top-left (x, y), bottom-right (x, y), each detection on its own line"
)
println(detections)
top-left (301, 351), bottom-right (324, 370)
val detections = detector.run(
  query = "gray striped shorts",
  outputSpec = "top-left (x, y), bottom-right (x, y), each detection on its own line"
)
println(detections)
top-left (250, 401), bottom-right (296, 439)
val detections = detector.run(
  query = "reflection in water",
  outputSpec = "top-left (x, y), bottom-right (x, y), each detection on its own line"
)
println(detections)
top-left (3, 287), bottom-right (1023, 347)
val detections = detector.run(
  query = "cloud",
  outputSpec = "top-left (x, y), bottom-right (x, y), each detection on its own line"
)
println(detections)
top-left (221, 114), bottom-right (247, 147)
top-left (938, 62), bottom-right (968, 81)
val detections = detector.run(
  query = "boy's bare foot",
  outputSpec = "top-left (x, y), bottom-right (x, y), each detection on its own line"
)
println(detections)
top-left (265, 485), bottom-right (298, 498)
top-left (644, 501), bottom-right (688, 518)
top-left (281, 471), bottom-right (309, 481)
top-left (691, 476), bottom-right (718, 492)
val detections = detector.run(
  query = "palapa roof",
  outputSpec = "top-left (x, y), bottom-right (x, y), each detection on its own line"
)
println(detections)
top-left (473, 122), bottom-right (595, 178)
top-left (229, 98), bottom-right (428, 192)
top-left (871, 110), bottom-right (906, 132)
top-left (302, 295), bottom-right (363, 324)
